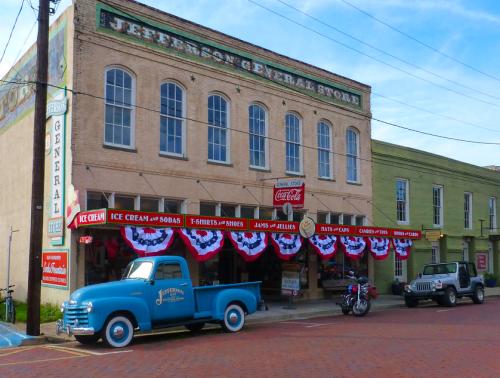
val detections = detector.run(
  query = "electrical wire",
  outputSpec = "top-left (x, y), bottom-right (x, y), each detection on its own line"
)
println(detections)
top-left (339, 0), bottom-right (500, 84)
top-left (0, 0), bottom-right (26, 66)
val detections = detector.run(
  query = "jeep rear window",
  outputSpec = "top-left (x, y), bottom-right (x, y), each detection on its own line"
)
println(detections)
top-left (423, 263), bottom-right (457, 275)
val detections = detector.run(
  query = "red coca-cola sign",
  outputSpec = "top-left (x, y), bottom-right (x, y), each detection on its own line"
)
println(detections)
top-left (273, 181), bottom-right (305, 209)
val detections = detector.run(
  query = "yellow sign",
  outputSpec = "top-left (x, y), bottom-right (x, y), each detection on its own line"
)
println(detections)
top-left (425, 230), bottom-right (442, 241)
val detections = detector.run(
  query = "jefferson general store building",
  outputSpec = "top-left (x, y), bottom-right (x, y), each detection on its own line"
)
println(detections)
top-left (0, 0), bottom-right (420, 304)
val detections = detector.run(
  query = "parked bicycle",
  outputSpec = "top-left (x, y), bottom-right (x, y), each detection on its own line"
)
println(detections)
top-left (0, 285), bottom-right (16, 324)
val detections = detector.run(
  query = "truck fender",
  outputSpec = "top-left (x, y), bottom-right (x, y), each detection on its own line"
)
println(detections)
top-left (213, 289), bottom-right (257, 321)
top-left (90, 297), bottom-right (152, 333)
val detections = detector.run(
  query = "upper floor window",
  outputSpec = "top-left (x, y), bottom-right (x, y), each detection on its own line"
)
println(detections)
top-left (433, 185), bottom-right (443, 227)
top-left (104, 68), bottom-right (134, 147)
top-left (396, 179), bottom-right (409, 224)
top-left (208, 94), bottom-right (229, 163)
top-left (160, 82), bottom-right (185, 156)
top-left (249, 104), bottom-right (267, 168)
top-left (489, 197), bottom-right (497, 230)
top-left (317, 121), bottom-right (333, 179)
top-left (285, 113), bottom-right (302, 174)
top-left (346, 128), bottom-right (359, 182)
top-left (464, 192), bottom-right (472, 229)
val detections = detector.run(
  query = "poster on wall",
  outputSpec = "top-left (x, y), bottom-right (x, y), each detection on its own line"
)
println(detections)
top-left (476, 252), bottom-right (488, 271)
top-left (42, 250), bottom-right (69, 288)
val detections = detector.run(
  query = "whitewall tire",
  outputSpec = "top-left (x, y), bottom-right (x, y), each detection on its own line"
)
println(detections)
top-left (222, 304), bottom-right (245, 333)
top-left (103, 316), bottom-right (134, 348)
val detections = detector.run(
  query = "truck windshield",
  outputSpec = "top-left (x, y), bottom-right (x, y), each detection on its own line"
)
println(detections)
top-left (423, 263), bottom-right (457, 275)
top-left (122, 261), bottom-right (153, 280)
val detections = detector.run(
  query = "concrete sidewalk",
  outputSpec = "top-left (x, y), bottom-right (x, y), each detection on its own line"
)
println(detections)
top-left (4, 286), bottom-right (500, 348)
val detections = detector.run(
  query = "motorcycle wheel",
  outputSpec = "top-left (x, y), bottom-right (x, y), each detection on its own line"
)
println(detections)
top-left (352, 299), bottom-right (371, 317)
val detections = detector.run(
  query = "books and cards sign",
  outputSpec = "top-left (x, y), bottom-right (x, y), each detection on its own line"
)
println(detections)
top-left (42, 250), bottom-right (68, 288)
top-left (273, 180), bottom-right (305, 209)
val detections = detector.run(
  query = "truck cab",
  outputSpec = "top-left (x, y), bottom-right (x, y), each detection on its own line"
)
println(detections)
top-left (404, 261), bottom-right (484, 307)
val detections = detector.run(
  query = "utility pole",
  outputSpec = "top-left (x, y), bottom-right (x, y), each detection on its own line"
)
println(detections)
top-left (26, 0), bottom-right (50, 336)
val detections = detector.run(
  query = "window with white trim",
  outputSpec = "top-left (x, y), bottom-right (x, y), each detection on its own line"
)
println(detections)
top-left (346, 128), bottom-right (359, 182)
top-left (104, 68), bottom-right (134, 147)
top-left (431, 244), bottom-right (440, 264)
top-left (396, 179), bottom-right (409, 224)
top-left (285, 113), bottom-right (302, 174)
top-left (489, 197), bottom-right (497, 230)
top-left (432, 185), bottom-right (443, 227)
top-left (462, 241), bottom-right (469, 262)
top-left (317, 120), bottom-right (333, 179)
top-left (160, 82), bottom-right (185, 156)
top-left (464, 192), bottom-right (472, 229)
top-left (249, 104), bottom-right (267, 168)
top-left (208, 94), bottom-right (229, 163)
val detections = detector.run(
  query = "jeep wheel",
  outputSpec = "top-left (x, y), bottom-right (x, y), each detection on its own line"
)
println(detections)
top-left (472, 286), bottom-right (484, 304)
top-left (443, 287), bottom-right (457, 307)
top-left (404, 297), bottom-right (419, 308)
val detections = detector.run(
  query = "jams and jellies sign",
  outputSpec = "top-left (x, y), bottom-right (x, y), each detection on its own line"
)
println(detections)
top-left (42, 250), bottom-right (68, 288)
top-left (273, 180), bottom-right (305, 209)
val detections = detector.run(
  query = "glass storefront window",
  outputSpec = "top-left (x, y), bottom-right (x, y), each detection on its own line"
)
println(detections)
top-left (259, 207), bottom-right (274, 220)
top-left (200, 202), bottom-right (216, 216)
top-left (241, 206), bottom-right (255, 219)
top-left (331, 213), bottom-right (341, 224)
top-left (317, 212), bottom-right (328, 224)
top-left (141, 197), bottom-right (159, 212)
top-left (164, 199), bottom-right (180, 213)
top-left (87, 192), bottom-right (109, 210)
top-left (355, 215), bottom-right (365, 226)
top-left (114, 195), bottom-right (135, 210)
top-left (343, 214), bottom-right (353, 225)
top-left (221, 204), bottom-right (236, 217)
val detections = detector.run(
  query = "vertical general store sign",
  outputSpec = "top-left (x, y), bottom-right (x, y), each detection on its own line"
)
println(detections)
top-left (42, 250), bottom-right (69, 288)
top-left (47, 94), bottom-right (67, 245)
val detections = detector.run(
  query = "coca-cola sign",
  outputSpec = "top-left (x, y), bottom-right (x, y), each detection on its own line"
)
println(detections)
top-left (273, 181), bottom-right (305, 209)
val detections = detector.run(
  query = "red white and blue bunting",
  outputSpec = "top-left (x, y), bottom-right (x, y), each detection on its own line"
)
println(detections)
top-left (270, 233), bottom-right (303, 261)
top-left (339, 236), bottom-right (366, 260)
top-left (120, 226), bottom-right (175, 257)
top-left (309, 235), bottom-right (338, 260)
top-left (228, 232), bottom-right (268, 262)
top-left (178, 228), bottom-right (225, 262)
top-left (392, 238), bottom-right (413, 260)
top-left (366, 237), bottom-right (391, 260)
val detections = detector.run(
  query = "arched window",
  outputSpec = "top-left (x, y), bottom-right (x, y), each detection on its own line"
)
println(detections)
top-left (346, 128), bottom-right (359, 182)
top-left (317, 120), bottom-right (332, 178)
top-left (249, 104), bottom-right (267, 168)
top-left (160, 82), bottom-right (185, 156)
top-left (104, 67), bottom-right (134, 147)
top-left (208, 94), bottom-right (229, 163)
top-left (285, 113), bottom-right (302, 173)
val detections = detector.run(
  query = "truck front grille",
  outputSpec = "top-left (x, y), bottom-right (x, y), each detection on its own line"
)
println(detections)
top-left (64, 305), bottom-right (89, 327)
top-left (415, 282), bottom-right (432, 292)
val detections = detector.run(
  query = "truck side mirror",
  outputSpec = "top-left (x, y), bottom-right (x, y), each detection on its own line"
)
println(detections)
top-left (149, 279), bottom-right (155, 285)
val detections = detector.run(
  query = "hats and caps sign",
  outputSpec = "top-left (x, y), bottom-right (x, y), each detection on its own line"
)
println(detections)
top-left (273, 180), bottom-right (305, 209)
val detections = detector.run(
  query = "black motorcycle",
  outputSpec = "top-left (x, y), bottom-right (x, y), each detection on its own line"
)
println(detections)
top-left (338, 274), bottom-right (377, 317)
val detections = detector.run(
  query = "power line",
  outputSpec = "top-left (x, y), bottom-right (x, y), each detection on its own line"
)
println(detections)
top-left (0, 0), bottom-right (26, 66)
top-left (339, 0), bottom-right (500, 84)
top-left (246, 0), bottom-right (500, 111)
top-left (275, 0), bottom-right (500, 103)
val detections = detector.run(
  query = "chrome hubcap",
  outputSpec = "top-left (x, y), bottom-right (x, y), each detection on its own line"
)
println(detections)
top-left (229, 313), bottom-right (239, 324)
top-left (113, 325), bottom-right (124, 339)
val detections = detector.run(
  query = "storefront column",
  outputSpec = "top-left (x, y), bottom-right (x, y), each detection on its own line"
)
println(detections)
top-left (307, 249), bottom-right (319, 299)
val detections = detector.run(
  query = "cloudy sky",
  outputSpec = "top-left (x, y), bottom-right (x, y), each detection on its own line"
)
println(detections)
top-left (1, 0), bottom-right (499, 166)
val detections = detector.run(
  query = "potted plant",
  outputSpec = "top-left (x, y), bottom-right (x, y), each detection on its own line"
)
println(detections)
top-left (483, 273), bottom-right (497, 288)
top-left (391, 279), bottom-right (404, 295)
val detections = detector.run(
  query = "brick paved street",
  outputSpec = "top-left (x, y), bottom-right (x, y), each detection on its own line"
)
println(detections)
top-left (1, 298), bottom-right (500, 378)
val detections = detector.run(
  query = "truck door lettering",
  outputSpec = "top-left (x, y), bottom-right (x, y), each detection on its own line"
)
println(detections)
top-left (156, 288), bottom-right (185, 305)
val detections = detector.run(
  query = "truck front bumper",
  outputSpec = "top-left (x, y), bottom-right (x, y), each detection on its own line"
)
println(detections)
top-left (56, 319), bottom-right (95, 336)
top-left (404, 290), bottom-right (446, 300)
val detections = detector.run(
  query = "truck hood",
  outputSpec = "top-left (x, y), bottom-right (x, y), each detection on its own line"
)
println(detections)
top-left (69, 279), bottom-right (147, 303)
top-left (412, 273), bottom-right (450, 283)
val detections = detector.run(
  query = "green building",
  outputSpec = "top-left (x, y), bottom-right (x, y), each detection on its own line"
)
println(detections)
top-left (372, 140), bottom-right (500, 293)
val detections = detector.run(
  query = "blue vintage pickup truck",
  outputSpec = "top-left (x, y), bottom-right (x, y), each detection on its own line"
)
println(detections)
top-left (56, 256), bottom-right (263, 348)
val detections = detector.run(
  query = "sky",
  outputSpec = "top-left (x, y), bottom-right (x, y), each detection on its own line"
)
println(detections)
top-left (1, 0), bottom-right (499, 167)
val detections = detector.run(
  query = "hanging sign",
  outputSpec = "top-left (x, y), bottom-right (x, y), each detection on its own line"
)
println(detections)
top-left (366, 237), bottom-right (391, 260)
top-left (299, 216), bottom-right (316, 238)
top-left (392, 239), bottom-right (413, 260)
top-left (178, 228), bottom-right (225, 262)
top-left (339, 236), bottom-right (366, 259)
top-left (357, 226), bottom-right (390, 237)
top-left (273, 180), bottom-right (305, 209)
top-left (476, 252), bottom-right (488, 271)
top-left (249, 219), bottom-right (299, 233)
top-left (121, 226), bottom-right (175, 256)
top-left (41, 250), bottom-right (69, 288)
top-left (79, 235), bottom-right (93, 244)
top-left (309, 234), bottom-right (338, 260)
top-left (228, 231), bottom-right (268, 262)
top-left (270, 233), bottom-right (303, 260)
top-left (185, 215), bottom-right (247, 231)
top-left (108, 210), bottom-right (183, 227)
top-left (316, 224), bottom-right (356, 235)
top-left (392, 229), bottom-right (421, 239)
top-left (69, 209), bottom-right (107, 228)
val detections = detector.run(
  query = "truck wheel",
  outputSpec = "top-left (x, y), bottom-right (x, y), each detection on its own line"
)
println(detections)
top-left (404, 297), bottom-right (419, 308)
top-left (75, 335), bottom-right (100, 345)
top-left (472, 286), bottom-right (484, 304)
top-left (102, 315), bottom-right (134, 348)
top-left (443, 287), bottom-right (457, 307)
top-left (221, 304), bottom-right (245, 333)
top-left (185, 322), bottom-right (205, 332)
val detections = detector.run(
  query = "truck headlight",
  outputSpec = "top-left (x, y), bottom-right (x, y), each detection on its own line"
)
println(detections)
top-left (60, 302), bottom-right (66, 313)
top-left (85, 302), bottom-right (93, 313)
top-left (431, 281), bottom-right (436, 290)
top-left (435, 281), bottom-right (443, 289)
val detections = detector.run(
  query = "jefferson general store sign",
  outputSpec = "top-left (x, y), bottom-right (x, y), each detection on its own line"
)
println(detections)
top-left (69, 209), bottom-right (421, 239)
